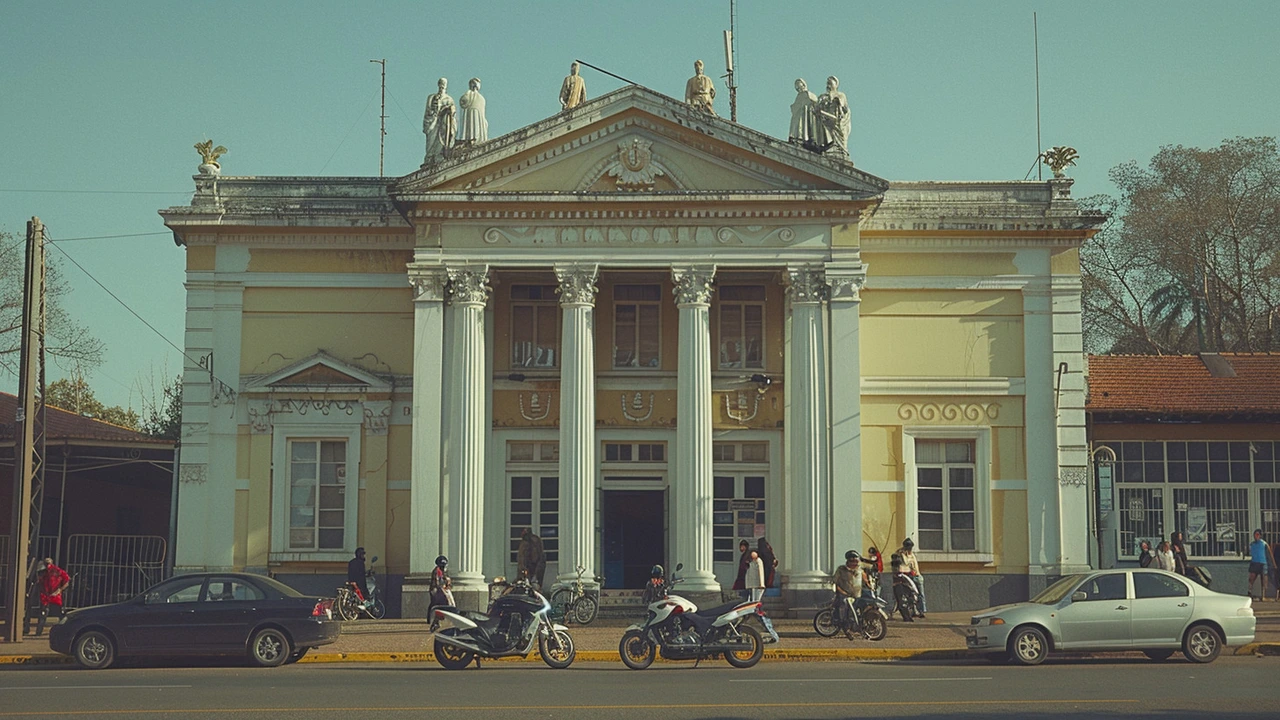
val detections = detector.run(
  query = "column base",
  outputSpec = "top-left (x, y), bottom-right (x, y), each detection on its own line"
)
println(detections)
top-left (451, 572), bottom-right (488, 593)
top-left (783, 569), bottom-right (833, 591)
top-left (674, 570), bottom-right (720, 594)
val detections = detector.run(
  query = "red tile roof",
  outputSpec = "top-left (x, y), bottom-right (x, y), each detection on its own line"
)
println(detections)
top-left (0, 392), bottom-right (172, 446)
top-left (1087, 354), bottom-right (1280, 415)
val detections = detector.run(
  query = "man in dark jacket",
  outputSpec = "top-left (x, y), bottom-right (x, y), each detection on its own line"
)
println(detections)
top-left (517, 528), bottom-right (546, 590)
top-left (347, 547), bottom-right (369, 600)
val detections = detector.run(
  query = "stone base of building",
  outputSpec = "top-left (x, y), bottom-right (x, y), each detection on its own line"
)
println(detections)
top-left (910, 573), bottom-right (1034, 613)
top-left (400, 577), bottom-right (433, 619)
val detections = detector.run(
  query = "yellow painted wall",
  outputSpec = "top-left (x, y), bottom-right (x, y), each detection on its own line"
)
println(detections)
top-left (860, 315), bottom-right (1024, 377)
top-left (1050, 247), bottom-right (1080, 275)
top-left (861, 252), bottom-right (1019, 276)
top-left (186, 245), bottom-right (216, 272)
top-left (233, 490), bottom-right (248, 569)
top-left (860, 290), bottom-right (1023, 317)
top-left (240, 288), bottom-right (413, 375)
top-left (247, 434), bottom-right (272, 568)
top-left (995, 490), bottom-right (1029, 570)
top-left (247, 249), bottom-right (412, 274)
top-left (385, 489), bottom-right (412, 574)
top-left (862, 492), bottom-right (905, 552)
top-left (387, 425), bottom-right (412, 483)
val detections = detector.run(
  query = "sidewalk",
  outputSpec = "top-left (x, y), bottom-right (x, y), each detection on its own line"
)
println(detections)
top-left (4, 608), bottom-right (1279, 665)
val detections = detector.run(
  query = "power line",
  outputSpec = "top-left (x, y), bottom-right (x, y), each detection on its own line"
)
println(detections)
top-left (33, 231), bottom-right (170, 242)
top-left (0, 189), bottom-right (189, 195)
top-left (319, 87), bottom-right (381, 174)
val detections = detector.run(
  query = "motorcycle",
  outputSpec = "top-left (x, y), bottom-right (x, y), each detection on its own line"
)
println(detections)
top-left (431, 578), bottom-right (576, 670)
top-left (813, 583), bottom-right (889, 641)
top-left (618, 563), bottom-right (765, 670)
top-left (336, 556), bottom-right (386, 620)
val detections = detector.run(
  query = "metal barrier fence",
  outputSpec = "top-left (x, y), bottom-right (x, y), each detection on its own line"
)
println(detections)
top-left (63, 534), bottom-right (169, 609)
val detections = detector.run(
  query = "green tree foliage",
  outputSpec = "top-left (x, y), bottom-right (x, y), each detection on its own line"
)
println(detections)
top-left (45, 376), bottom-right (140, 430)
top-left (1081, 137), bottom-right (1280, 353)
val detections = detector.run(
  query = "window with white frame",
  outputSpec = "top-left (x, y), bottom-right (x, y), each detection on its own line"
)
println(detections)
top-left (717, 286), bottom-right (765, 370)
top-left (613, 284), bottom-right (661, 368)
top-left (288, 439), bottom-right (348, 551)
top-left (712, 442), bottom-right (769, 562)
top-left (604, 442), bottom-right (666, 462)
top-left (511, 285), bottom-right (559, 369)
top-left (915, 440), bottom-right (977, 552)
top-left (507, 441), bottom-right (559, 565)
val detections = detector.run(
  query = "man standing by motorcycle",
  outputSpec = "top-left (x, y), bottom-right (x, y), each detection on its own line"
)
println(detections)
top-left (347, 547), bottom-right (370, 607)
top-left (833, 550), bottom-right (867, 627)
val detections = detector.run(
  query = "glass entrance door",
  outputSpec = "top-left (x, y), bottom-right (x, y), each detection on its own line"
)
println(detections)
top-left (601, 489), bottom-right (665, 589)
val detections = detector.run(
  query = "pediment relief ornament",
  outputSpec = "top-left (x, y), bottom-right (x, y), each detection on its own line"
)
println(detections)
top-left (179, 464), bottom-right (207, 484)
top-left (897, 402), bottom-right (1000, 423)
top-left (621, 392), bottom-right (655, 423)
top-left (606, 138), bottom-right (664, 191)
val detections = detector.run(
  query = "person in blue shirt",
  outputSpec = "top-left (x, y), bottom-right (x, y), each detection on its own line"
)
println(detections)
top-left (1248, 529), bottom-right (1275, 601)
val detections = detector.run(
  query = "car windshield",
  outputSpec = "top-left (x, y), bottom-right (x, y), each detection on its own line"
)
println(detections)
top-left (1030, 574), bottom-right (1088, 605)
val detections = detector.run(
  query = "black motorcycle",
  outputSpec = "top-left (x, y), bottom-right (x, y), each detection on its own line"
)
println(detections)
top-left (431, 579), bottom-right (576, 670)
top-left (813, 587), bottom-right (889, 641)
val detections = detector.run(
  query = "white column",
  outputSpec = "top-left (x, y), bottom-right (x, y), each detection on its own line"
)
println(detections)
top-left (446, 266), bottom-right (491, 591)
top-left (671, 265), bottom-right (719, 592)
top-left (408, 266), bottom-right (448, 576)
top-left (1052, 275), bottom-right (1092, 572)
top-left (785, 267), bottom-right (831, 589)
top-left (555, 265), bottom-right (600, 587)
top-left (827, 265), bottom-right (866, 565)
top-left (1023, 284), bottom-right (1061, 577)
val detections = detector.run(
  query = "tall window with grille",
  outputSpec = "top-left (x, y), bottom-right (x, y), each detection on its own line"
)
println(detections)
top-left (511, 284), bottom-right (559, 369)
top-left (915, 440), bottom-right (976, 552)
top-left (613, 284), bottom-right (661, 368)
top-left (712, 442), bottom-right (768, 562)
top-left (717, 285), bottom-right (765, 370)
top-left (507, 442), bottom-right (560, 566)
top-left (288, 439), bottom-right (347, 551)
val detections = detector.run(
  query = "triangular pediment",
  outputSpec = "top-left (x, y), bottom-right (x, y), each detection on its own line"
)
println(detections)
top-left (245, 351), bottom-right (392, 394)
top-left (392, 86), bottom-right (887, 198)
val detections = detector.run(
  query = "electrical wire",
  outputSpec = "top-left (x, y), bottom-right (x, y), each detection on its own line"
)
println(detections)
top-left (318, 87), bottom-right (380, 174)
top-left (34, 231), bottom-right (171, 242)
top-left (0, 189), bottom-right (190, 195)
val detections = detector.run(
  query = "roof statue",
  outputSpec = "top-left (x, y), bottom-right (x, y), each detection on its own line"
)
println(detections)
top-left (457, 77), bottom-right (488, 145)
top-left (1042, 146), bottom-right (1079, 178)
top-left (788, 79), bottom-right (817, 145)
top-left (423, 77), bottom-right (457, 165)
top-left (194, 140), bottom-right (227, 175)
top-left (812, 76), bottom-right (850, 158)
top-left (684, 60), bottom-right (716, 116)
top-left (560, 61), bottom-right (587, 110)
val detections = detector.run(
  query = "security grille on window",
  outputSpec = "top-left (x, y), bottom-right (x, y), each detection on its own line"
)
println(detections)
top-left (915, 440), bottom-right (976, 552)
top-left (288, 440), bottom-right (347, 550)
top-left (614, 284), bottom-right (661, 368)
top-left (511, 285), bottom-right (559, 368)
top-left (717, 286), bottom-right (765, 370)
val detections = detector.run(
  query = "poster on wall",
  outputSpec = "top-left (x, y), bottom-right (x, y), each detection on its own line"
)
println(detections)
top-left (1186, 507), bottom-right (1209, 542)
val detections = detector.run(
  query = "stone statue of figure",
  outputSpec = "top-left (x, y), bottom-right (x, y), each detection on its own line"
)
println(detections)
top-left (684, 59), bottom-right (716, 116)
top-left (813, 75), bottom-right (851, 157)
top-left (560, 61), bottom-right (587, 110)
top-left (457, 77), bottom-right (488, 145)
top-left (422, 77), bottom-right (456, 163)
top-left (788, 78), bottom-right (817, 144)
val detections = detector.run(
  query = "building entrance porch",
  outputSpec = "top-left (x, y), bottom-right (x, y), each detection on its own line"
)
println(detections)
top-left (601, 488), bottom-right (665, 589)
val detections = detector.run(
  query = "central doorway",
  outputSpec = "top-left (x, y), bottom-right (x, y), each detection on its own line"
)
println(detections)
top-left (601, 489), bottom-right (665, 589)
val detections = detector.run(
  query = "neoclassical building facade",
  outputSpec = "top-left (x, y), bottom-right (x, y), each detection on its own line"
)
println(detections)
top-left (161, 86), bottom-right (1102, 612)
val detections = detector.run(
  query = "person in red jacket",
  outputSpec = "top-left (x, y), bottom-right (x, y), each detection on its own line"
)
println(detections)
top-left (31, 558), bottom-right (70, 637)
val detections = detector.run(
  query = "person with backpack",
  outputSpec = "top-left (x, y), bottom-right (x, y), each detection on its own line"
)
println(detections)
top-left (1137, 540), bottom-right (1155, 568)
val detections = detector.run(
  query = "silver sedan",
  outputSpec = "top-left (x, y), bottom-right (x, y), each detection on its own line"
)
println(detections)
top-left (967, 568), bottom-right (1255, 665)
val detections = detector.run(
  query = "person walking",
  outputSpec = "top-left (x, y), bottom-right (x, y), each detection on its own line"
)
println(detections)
top-left (1248, 529), bottom-right (1274, 600)
top-left (1137, 540), bottom-right (1155, 568)
top-left (756, 538), bottom-right (778, 589)
top-left (31, 558), bottom-right (70, 637)
top-left (732, 540), bottom-right (751, 598)
top-left (745, 550), bottom-right (779, 643)
top-left (516, 527), bottom-right (546, 590)
top-left (898, 538), bottom-right (926, 618)
top-left (1154, 541), bottom-right (1176, 572)
top-left (1170, 531), bottom-right (1190, 576)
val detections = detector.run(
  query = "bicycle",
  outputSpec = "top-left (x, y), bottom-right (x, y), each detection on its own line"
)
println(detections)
top-left (335, 557), bottom-right (386, 620)
top-left (549, 565), bottom-right (603, 625)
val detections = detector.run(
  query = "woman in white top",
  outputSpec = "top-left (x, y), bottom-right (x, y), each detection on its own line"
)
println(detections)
top-left (1155, 541), bottom-right (1177, 572)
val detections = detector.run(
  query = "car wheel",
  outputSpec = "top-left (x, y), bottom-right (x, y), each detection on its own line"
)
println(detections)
top-left (1009, 626), bottom-right (1049, 666)
top-left (813, 608), bottom-right (839, 637)
top-left (1142, 649), bottom-right (1175, 661)
top-left (249, 627), bottom-right (292, 667)
top-left (619, 629), bottom-right (655, 670)
top-left (74, 630), bottom-right (115, 670)
top-left (434, 638), bottom-right (474, 670)
top-left (1182, 624), bottom-right (1222, 664)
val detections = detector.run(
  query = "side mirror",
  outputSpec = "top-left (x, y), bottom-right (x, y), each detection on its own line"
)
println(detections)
top-left (1071, 591), bottom-right (1087, 603)
top-left (675, 563), bottom-right (684, 572)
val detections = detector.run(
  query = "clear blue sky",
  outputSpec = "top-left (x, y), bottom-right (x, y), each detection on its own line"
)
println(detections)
top-left (2, 0), bottom-right (1277, 409)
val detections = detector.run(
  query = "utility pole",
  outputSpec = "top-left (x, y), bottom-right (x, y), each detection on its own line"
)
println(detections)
top-left (5, 217), bottom-right (48, 643)
top-left (723, 0), bottom-right (738, 122)
top-left (370, 59), bottom-right (387, 177)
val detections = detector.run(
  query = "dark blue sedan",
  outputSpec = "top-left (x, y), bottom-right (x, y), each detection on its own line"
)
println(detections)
top-left (49, 573), bottom-right (340, 669)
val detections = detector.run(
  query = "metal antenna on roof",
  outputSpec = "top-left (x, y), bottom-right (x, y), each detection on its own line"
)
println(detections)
top-left (370, 59), bottom-right (387, 177)
top-left (723, 0), bottom-right (739, 122)
top-left (1033, 13), bottom-right (1042, 180)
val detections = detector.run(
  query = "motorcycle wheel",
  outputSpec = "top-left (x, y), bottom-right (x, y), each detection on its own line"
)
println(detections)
top-left (724, 625), bottom-right (764, 668)
top-left (367, 599), bottom-right (386, 620)
top-left (337, 594), bottom-right (358, 621)
top-left (433, 638), bottom-right (475, 670)
top-left (813, 608), bottom-right (839, 637)
top-left (862, 612), bottom-right (888, 641)
top-left (619, 629), bottom-right (656, 670)
top-left (539, 628), bottom-right (576, 669)
top-left (572, 596), bottom-right (599, 625)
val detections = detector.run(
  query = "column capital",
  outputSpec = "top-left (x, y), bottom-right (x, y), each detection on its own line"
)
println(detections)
top-left (407, 266), bottom-right (449, 302)
top-left (826, 266), bottom-right (866, 303)
top-left (671, 265), bottom-right (716, 307)
top-left (785, 266), bottom-right (829, 304)
top-left (446, 265), bottom-right (491, 306)
top-left (554, 264), bottom-right (599, 306)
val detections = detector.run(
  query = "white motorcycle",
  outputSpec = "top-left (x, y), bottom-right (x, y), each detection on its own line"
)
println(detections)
top-left (618, 563), bottom-right (765, 670)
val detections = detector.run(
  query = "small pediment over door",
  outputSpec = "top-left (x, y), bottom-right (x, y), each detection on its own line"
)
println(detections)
top-left (244, 351), bottom-right (392, 394)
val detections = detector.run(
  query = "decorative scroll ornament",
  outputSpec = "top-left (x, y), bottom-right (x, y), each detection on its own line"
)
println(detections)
top-left (269, 397), bottom-right (357, 417)
top-left (827, 272), bottom-right (866, 302)
top-left (447, 266), bottom-right (491, 305)
top-left (715, 226), bottom-right (797, 245)
top-left (725, 391), bottom-right (761, 424)
top-left (785, 267), bottom-right (828, 304)
top-left (606, 138), bottom-right (664, 191)
top-left (896, 402), bottom-right (1001, 422)
top-left (621, 392), bottom-right (655, 423)
top-left (518, 392), bottom-right (553, 421)
top-left (248, 403), bottom-right (271, 434)
top-left (179, 464), bottom-right (207, 484)
top-left (362, 401), bottom-right (392, 435)
top-left (554, 265), bottom-right (599, 305)
top-left (671, 266), bottom-right (716, 306)
top-left (408, 268), bottom-right (449, 302)
top-left (1059, 466), bottom-right (1089, 487)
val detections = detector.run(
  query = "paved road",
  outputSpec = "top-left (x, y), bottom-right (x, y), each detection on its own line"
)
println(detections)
top-left (0, 657), bottom-right (1274, 719)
